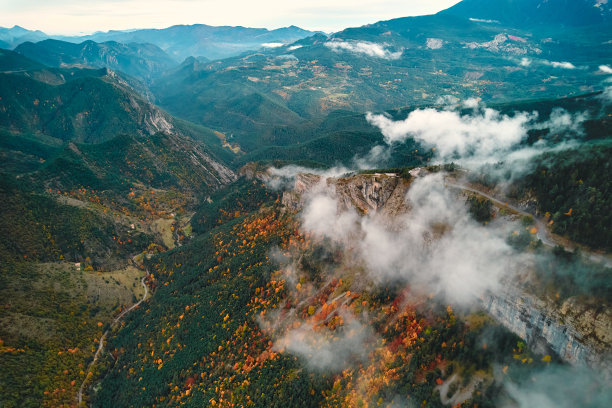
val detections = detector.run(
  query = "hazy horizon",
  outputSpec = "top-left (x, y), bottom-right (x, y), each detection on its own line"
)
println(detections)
top-left (0, 0), bottom-right (460, 36)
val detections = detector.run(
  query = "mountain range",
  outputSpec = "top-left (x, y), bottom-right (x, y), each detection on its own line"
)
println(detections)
top-left (13, 39), bottom-right (177, 83)
top-left (0, 0), bottom-right (611, 407)
top-left (0, 24), bottom-right (317, 61)
top-left (0, 25), bottom-right (46, 49)
top-left (141, 1), bottom-right (612, 149)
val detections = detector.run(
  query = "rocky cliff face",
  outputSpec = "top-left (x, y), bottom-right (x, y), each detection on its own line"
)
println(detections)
top-left (281, 172), bottom-right (410, 216)
top-left (483, 290), bottom-right (611, 375)
top-left (164, 132), bottom-right (237, 187)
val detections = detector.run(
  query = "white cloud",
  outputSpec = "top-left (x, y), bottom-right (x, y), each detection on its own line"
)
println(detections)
top-left (325, 40), bottom-right (403, 59)
top-left (261, 42), bottom-right (284, 48)
top-left (520, 57), bottom-right (532, 67)
top-left (600, 86), bottom-right (612, 103)
top-left (359, 105), bottom-right (591, 185)
top-left (598, 64), bottom-right (612, 74)
top-left (272, 312), bottom-right (375, 370)
top-left (302, 193), bottom-right (360, 242)
top-left (365, 108), bottom-right (535, 165)
top-left (365, 104), bottom-right (588, 171)
top-left (299, 173), bottom-right (529, 306)
top-left (265, 165), bottom-right (349, 190)
top-left (534, 107), bottom-right (588, 136)
top-left (469, 17), bottom-right (499, 24)
top-left (352, 144), bottom-right (391, 169)
top-left (462, 98), bottom-right (480, 109)
top-left (287, 45), bottom-right (302, 51)
top-left (426, 38), bottom-right (444, 49)
top-left (547, 61), bottom-right (576, 69)
top-left (504, 365), bottom-right (612, 408)
top-left (435, 95), bottom-right (460, 106)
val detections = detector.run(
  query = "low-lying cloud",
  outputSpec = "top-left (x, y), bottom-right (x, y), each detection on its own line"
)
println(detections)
top-left (426, 38), bottom-right (444, 49)
top-left (504, 365), bottom-right (612, 408)
top-left (265, 165), bottom-right (349, 190)
top-left (601, 86), bottom-right (612, 103)
top-left (352, 144), bottom-right (391, 169)
top-left (261, 42), bottom-right (284, 48)
top-left (301, 173), bottom-right (529, 306)
top-left (272, 312), bottom-right (375, 370)
top-left (365, 104), bottom-right (587, 170)
top-left (469, 17), bottom-right (500, 24)
top-left (545, 60), bottom-right (577, 69)
top-left (365, 108), bottom-right (534, 166)
top-left (598, 65), bottom-right (612, 74)
top-left (325, 40), bottom-right (403, 60)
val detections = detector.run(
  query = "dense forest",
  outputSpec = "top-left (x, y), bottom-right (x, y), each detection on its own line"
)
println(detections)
top-left (91, 181), bottom-right (557, 407)
top-left (514, 144), bottom-right (612, 250)
top-left (1, 2), bottom-right (611, 405)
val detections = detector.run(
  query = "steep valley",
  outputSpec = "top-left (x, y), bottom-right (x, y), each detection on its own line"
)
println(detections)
top-left (1, 0), bottom-right (611, 406)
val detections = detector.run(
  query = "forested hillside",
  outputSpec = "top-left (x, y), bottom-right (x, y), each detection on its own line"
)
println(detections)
top-left (1, 0), bottom-right (611, 406)
top-left (0, 51), bottom-right (236, 407)
top-left (93, 185), bottom-right (538, 408)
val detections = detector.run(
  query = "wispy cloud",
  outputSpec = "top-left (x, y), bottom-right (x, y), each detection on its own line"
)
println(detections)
top-left (601, 86), bottom-right (612, 104)
top-left (365, 108), bottom-right (535, 165)
top-left (272, 312), bottom-right (375, 370)
top-left (545, 60), bottom-right (577, 69)
top-left (325, 39), bottom-right (403, 59)
top-left (426, 38), bottom-right (444, 49)
top-left (263, 165), bottom-right (352, 192)
top-left (469, 17), bottom-right (499, 24)
top-left (599, 65), bottom-right (612, 74)
top-left (504, 365), bottom-right (612, 408)
top-left (299, 172), bottom-right (530, 306)
top-left (261, 42), bottom-right (284, 48)
top-left (365, 104), bottom-right (587, 171)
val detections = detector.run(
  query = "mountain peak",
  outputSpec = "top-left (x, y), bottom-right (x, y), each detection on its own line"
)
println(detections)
top-left (439, 0), bottom-right (612, 27)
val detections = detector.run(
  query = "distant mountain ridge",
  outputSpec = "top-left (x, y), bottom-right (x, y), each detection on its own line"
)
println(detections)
top-left (0, 23), bottom-right (316, 61)
top-left (0, 25), bottom-right (47, 49)
top-left (2, 0), bottom-right (611, 153)
top-left (14, 39), bottom-right (177, 82)
top-left (63, 24), bottom-right (317, 61)
top-left (145, 1), bottom-right (612, 146)
top-left (440, 0), bottom-right (612, 27)
top-left (0, 50), bottom-right (236, 195)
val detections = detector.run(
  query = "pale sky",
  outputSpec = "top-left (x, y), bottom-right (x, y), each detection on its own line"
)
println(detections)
top-left (0, 0), bottom-right (461, 35)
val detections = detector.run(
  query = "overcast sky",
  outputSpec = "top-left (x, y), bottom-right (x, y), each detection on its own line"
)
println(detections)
top-left (0, 0), bottom-right (461, 35)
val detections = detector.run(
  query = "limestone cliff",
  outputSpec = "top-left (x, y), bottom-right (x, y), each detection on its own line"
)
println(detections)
top-left (281, 172), bottom-right (410, 216)
top-left (483, 290), bottom-right (611, 375)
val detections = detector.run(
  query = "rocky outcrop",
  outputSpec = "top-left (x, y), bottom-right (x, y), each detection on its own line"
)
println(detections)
top-left (560, 298), bottom-right (612, 349)
top-left (143, 108), bottom-right (174, 135)
top-left (333, 173), bottom-right (409, 215)
top-left (483, 289), bottom-right (611, 376)
top-left (281, 172), bottom-right (410, 216)
top-left (162, 132), bottom-right (237, 188)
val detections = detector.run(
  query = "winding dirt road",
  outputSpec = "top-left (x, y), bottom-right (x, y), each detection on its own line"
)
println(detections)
top-left (447, 182), bottom-right (611, 267)
top-left (77, 272), bottom-right (149, 406)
